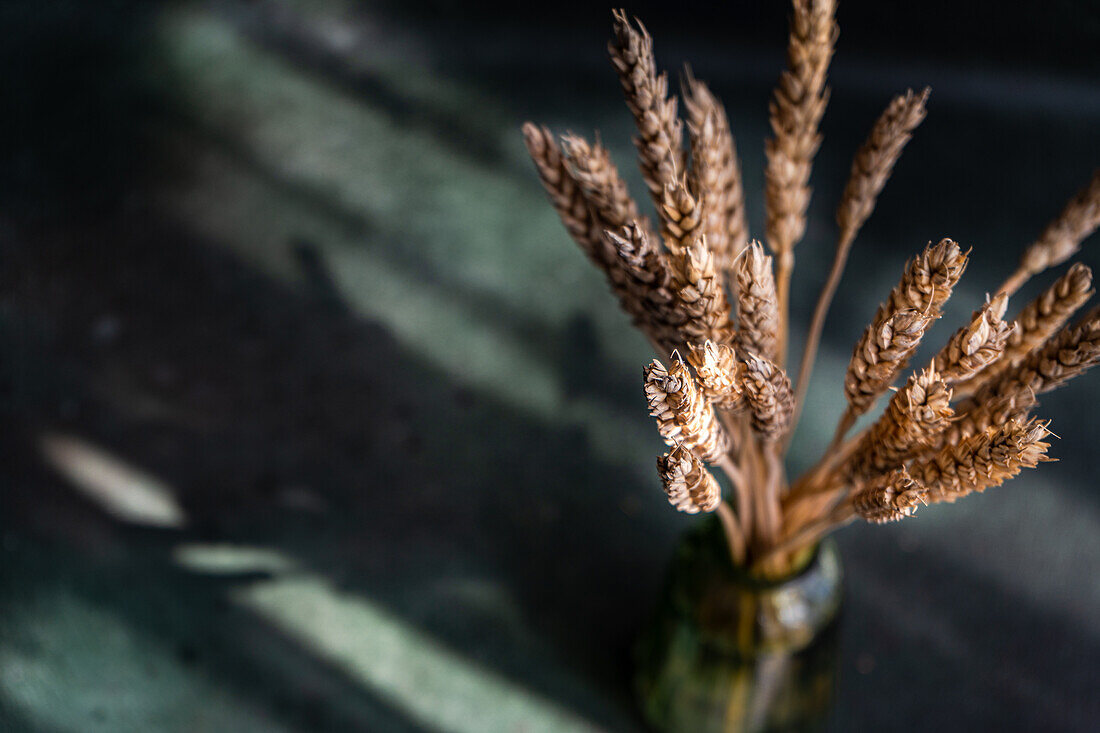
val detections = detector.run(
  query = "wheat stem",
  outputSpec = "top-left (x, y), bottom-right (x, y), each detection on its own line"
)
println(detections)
top-left (715, 501), bottom-right (747, 567)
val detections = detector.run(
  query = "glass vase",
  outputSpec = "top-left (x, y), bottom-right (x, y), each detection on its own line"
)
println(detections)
top-left (636, 513), bottom-right (843, 732)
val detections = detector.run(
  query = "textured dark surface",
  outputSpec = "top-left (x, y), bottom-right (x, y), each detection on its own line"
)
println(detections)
top-left (0, 1), bottom-right (1098, 731)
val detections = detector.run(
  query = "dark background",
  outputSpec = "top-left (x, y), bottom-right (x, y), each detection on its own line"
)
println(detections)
top-left (1, 1), bottom-right (1098, 731)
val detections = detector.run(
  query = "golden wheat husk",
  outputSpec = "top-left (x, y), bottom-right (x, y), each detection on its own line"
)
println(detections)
top-left (840, 239), bottom-right (968, 427)
top-left (1003, 263), bottom-right (1094, 364)
top-left (561, 134), bottom-right (644, 237)
top-left (670, 234), bottom-right (735, 346)
top-left (836, 89), bottom-right (930, 243)
top-left (657, 444), bottom-right (723, 513)
top-left (910, 418), bottom-right (1052, 503)
top-left (925, 307), bottom-right (1100, 451)
top-left (605, 224), bottom-right (684, 354)
top-left (687, 340), bottom-right (744, 409)
top-left (522, 123), bottom-right (604, 265)
top-left (843, 309), bottom-right (934, 422)
top-left (847, 367), bottom-right (953, 478)
top-left (735, 241), bottom-right (781, 361)
top-left (975, 306), bottom-right (1100, 405)
top-left (644, 357), bottom-right (729, 463)
top-left (961, 264), bottom-right (1093, 397)
top-left (931, 293), bottom-right (1012, 385)
top-left (683, 72), bottom-right (749, 272)
top-left (740, 353), bottom-right (795, 442)
top-left (850, 468), bottom-right (929, 524)
top-left (609, 10), bottom-right (684, 211)
top-left (1001, 170), bottom-right (1100, 295)
top-left (660, 181), bottom-right (706, 256)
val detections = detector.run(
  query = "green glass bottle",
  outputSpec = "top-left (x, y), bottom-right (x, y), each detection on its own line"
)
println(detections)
top-left (637, 515), bottom-right (843, 732)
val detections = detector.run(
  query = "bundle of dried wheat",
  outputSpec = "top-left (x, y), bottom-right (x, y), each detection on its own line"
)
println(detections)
top-left (523, 4), bottom-right (1100, 576)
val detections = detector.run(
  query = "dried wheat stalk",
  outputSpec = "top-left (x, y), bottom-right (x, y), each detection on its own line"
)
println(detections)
top-left (644, 357), bottom-right (729, 463)
top-left (1002, 263), bottom-right (1094, 366)
top-left (561, 134), bottom-right (644, 236)
top-left (765, 0), bottom-right (838, 361)
top-left (658, 444), bottom-right (722, 513)
top-left (926, 313), bottom-right (1100, 461)
top-left (605, 224), bottom-right (684, 354)
top-left (609, 10), bottom-right (683, 211)
top-left (933, 393), bottom-right (1033, 455)
top-left (976, 306), bottom-right (1100, 404)
top-left (525, 5), bottom-right (1098, 577)
top-left (683, 71), bottom-right (749, 272)
top-left (792, 89), bottom-right (930, 426)
top-left (836, 89), bottom-right (930, 247)
top-left (1001, 170), bottom-right (1100, 296)
top-left (525, 125), bottom-right (663, 336)
top-left (837, 239), bottom-right (968, 437)
top-left (842, 309), bottom-right (934, 426)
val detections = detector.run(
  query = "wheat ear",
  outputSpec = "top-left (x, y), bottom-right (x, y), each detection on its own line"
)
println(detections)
top-left (847, 367), bottom-right (953, 478)
top-left (660, 181), bottom-right (706, 256)
top-left (764, 0), bottom-right (838, 363)
top-left (850, 468), bottom-right (929, 524)
top-left (657, 444), bottom-right (722, 514)
top-left (682, 71), bottom-right (749, 272)
top-left (741, 353), bottom-right (795, 442)
top-left (522, 123), bottom-right (604, 266)
top-left (1000, 170), bottom-right (1100, 295)
top-left (931, 293), bottom-right (1012, 384)
top-left (792, 89), bottom-right (929, 430)
top-left (561, 134), bottom-right (644, 236)
top-left (910, 418), bottom-right (1052, 504)
top-left (933, 311), bottom-right (1100, 452)
top-left (840, 309), bottom-right (934, 438)
top-left (686, 340), bottom-right (744, 409)
top-left (605, 225), bottom-right (683, 354)
top-left (644, 357), bottom-right (729, 463)
top-left (609, 10), bottom-right (684, 212)
top-left (960, 264), bottom-right (1093, 396)
top-left (836, 238), bottom-right (968, 440)
top-left (670, 234), bottom-right (736, 346)
top-left (975, 306), bottom-right (1100, 404)
top-left (734, 241), bottom-right (781, 361)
